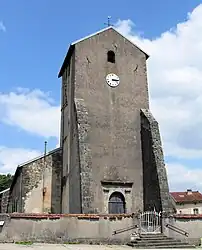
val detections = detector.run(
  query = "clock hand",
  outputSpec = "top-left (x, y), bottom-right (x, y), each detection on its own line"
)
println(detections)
top-left (112, 79), bottom-right (119, 81)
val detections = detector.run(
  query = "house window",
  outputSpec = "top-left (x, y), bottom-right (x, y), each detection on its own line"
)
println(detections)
top-left (108, 192), bottom-right (125, 214)
top-left (193, 208), bottom-right (199, 214)
top-left (107, 50), bottom-right (115, 63)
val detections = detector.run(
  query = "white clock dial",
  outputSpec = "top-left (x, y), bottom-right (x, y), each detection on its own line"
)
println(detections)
top-left (106, 73), bottom-right (120, 87)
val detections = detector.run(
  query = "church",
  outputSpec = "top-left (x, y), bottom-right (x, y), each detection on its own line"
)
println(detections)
top-left (0, 26), bottom-right (173, 215)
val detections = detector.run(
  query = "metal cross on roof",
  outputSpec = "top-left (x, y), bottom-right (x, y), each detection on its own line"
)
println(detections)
top-left (104, 16), bottom-right (112, 27)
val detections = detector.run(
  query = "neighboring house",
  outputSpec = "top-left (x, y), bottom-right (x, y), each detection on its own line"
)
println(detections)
top-left (170, 189), bottom-right (202, 214)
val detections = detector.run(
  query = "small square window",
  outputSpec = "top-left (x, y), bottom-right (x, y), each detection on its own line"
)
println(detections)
top-left (193, 208), bottom-right (199, 214)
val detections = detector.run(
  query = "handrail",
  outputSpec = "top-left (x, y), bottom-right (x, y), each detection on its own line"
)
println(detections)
top-left (166, 223), bottom-right (189, 237)
top-left (113, 224), bottom-right (138, 235)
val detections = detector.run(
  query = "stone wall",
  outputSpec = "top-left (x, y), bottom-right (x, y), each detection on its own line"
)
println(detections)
top-left (164, 215), bottom-right (202, 246)
top-left (8, 148), bottom-right (62, 214)
top-left (140, 109), bottom-right (174, 214)
top-left (0, 214), bottom-right (134, 244)
top-left (7, 168), bottom-right (23, 213)
top-left (0, 213), bottom-right (201, 245)
top-left (51, 151), bottom-right (63, 214)
top-left (0, 189), bottom-right (10, 213)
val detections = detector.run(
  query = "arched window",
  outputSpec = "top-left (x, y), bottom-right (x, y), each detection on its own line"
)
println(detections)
top-left (108, 192), bottom-right (126, 214)
top-left (107, 50), bottom-right (115, 63)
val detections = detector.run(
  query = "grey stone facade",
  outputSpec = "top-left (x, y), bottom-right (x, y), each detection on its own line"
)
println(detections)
top-left (7, 148), bottom-right (62, 214)
top-left (59, 26), bottom-right (172, 214)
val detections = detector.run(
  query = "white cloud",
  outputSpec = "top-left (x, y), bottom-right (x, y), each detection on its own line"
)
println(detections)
top-left (0, 89), bottom-right (60, 175)
top-left (0, 146), bottom-right (41, 174)
top-left (116, 4), bottom-right (202, 191)
top-left (167, 162), bottom-right (202, 192)
top-left (0, 88), bottom-right (60, 139)
top-left (1, 5), bottom-right (202, 192)
top-left (0, 21), bottom-right (6, 32)
top-left (116, 4), bottom-right (202, 160)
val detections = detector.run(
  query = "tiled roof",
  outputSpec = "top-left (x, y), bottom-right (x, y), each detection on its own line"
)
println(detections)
top-left (170, 190), bottom-right (202, 203)
top-left (175, 214), bottom-right (202, 219)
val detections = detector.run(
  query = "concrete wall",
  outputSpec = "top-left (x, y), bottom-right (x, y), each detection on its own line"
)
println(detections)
top-left (0, 214), bottom-right (134, 244)
top-left (0, 213), bottom-right (202, 245)
top-left (164, 216), bottom-right (202, 246)
top-left (175, 203), bottom-right (202, 214)
top-left (8, 148), bottom-right (62, 214)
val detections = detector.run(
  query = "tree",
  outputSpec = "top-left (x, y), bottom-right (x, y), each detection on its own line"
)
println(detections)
top-left (0, 174), bottom-right (13, 192)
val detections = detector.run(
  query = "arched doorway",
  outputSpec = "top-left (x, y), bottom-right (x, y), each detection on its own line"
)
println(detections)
top-left (108, 192), bottom-right (126, 214)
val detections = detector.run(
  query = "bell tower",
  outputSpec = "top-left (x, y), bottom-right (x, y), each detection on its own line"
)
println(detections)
top-left (58, 27), bottom-right (173, 214)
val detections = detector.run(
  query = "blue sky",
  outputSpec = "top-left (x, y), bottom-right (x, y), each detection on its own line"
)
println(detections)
top-left (1, 0), bottom-right (202, 191)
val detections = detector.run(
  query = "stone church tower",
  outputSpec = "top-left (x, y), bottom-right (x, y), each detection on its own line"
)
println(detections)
top-left (58, 27), bottom-right (173, 214)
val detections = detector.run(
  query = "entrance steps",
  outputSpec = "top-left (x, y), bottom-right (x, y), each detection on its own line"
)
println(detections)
top-left (128, 233), bottom-right (196, 248)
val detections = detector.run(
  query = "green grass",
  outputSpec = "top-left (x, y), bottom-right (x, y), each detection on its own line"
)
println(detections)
top-left (63, 242), bottom-right (80, 244)
top-left (15, 241), bottom-right (33, 245)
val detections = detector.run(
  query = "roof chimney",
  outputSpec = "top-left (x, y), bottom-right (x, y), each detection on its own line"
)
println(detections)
top-left (187, 189), bottom-right (192, 195)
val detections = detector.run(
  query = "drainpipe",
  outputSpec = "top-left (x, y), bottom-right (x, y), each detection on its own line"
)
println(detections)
top-left (19, 167), bottom-right (22, 212)
top-left (42, 141), bottom-right (47, 213)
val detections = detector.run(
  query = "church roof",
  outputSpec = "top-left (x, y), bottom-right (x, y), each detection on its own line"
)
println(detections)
top-left (58, 26), bottom-right (149, 78)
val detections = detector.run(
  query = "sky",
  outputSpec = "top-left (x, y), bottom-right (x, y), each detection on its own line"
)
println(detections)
top-left (0, 0), bottom-right (202, 192)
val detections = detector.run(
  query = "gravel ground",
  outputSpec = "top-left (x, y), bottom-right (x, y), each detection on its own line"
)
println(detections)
top-left (0, 244), bottom-right (132, 250)
top-left (0, 244), bottom-right (197, 250)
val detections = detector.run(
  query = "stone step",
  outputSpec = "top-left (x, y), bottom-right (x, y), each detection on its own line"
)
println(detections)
top-left (138, 236), bottom-right (170, 240)
top-left (132, 239), bottom-right (182, 244)
top-left (129, 233), bottom-right (196, 248)
top-left (131, 244), bottom-right (196, 249)
top-left (139, 233), bottom-right (165, 238)
top-left (134, 241), bottom-right (190, 246)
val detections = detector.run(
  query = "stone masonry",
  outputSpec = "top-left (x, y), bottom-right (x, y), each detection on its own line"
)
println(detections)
top-left (140, 109), bottom-right (173, 214)
top-left (58, 26), bottom-right (172, 214)
top-left (0, 188), bottom-right (10, 213)
top-left (7, 148), bottom-right (62, 214)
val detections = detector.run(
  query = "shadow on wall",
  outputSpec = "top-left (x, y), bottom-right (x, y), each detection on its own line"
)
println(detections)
top-left (0, 214), bottom-right (133, 243)
top-left (164, 215), bottom-right (202, 246)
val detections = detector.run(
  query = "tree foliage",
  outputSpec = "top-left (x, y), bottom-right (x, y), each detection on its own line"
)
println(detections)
top-left (0, 174), bottom-right (13, 192)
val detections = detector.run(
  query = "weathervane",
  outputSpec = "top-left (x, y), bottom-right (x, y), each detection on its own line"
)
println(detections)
top-left (104, 16), bottom-right (113, 27)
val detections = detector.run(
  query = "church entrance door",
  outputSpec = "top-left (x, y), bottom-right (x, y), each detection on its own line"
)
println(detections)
top-left (139, 211), bottom-right (162, 234)
top-left (108, 192), bottom-right (126, 214)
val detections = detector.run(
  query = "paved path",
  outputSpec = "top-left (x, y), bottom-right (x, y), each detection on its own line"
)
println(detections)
top-left (0, 244), bottom-right (198, 250)
top-left (0, 244), bottom-right (131, 250)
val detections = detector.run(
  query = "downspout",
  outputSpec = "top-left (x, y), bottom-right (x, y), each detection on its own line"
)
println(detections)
top-left (42, 141), bottom-right (47, 213)
top-left (19, 167), bottom-right (22, 212)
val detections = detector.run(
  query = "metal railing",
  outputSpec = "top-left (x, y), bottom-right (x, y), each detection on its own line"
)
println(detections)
top-left (113, 224), bottom-right (138, 235)
top-left (165, 223), bottom-right (189, 237)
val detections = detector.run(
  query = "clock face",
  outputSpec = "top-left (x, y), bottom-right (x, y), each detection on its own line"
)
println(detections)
top-left (106, 73), bottom-right (120, 87)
